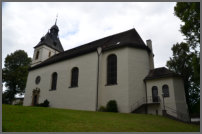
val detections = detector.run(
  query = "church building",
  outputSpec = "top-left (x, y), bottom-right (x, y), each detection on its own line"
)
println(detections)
top-left (23, 23), bottom-right (189, 122)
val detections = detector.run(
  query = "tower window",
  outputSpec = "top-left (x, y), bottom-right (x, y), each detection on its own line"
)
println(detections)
top-left (35, 51), bottom-right (39, 60)
top-left (51, 72), bottom-right (58, 90)
top-left (70, 67), bottom-right (79, 87)
top-left (107, 54), bottom-right (117, 85)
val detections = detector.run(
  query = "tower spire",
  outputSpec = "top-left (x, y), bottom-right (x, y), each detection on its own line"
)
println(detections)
top-left (55, 14), bottom-right (58, 25)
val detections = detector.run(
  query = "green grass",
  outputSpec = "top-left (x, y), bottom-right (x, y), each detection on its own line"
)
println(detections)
top-left (2, 104), bottom-right (199, 132)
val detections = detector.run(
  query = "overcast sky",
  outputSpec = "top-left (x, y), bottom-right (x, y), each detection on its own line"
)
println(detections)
top-left (2, 2), bottom-right (185, 69)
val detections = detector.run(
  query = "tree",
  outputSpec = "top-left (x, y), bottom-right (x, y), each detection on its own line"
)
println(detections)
top-left (166, 42), bottom-right (200, 113)
top-left (167, 2), bottom-right (200, 114)
top-left (174, 2), bottom-right (200, 49)
top-left (2, 50), bottom-right (31, 104)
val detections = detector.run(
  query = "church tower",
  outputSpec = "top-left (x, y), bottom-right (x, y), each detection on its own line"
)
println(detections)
top-left (31, 23), bottom-right (64, 67)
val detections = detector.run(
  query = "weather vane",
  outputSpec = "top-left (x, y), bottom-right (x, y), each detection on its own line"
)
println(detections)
top-left (55, 13), bottom-right (58, 25)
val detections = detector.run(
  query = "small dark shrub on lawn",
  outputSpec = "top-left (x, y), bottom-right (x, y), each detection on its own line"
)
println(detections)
top-left (106, 100), bottom-right (118, 112)
top-left (14, 101), bottom-right (23, 105)
top-left (36, 99), bottom-right (49, 107)
top-left (98, 106), bottom-right (107, 112)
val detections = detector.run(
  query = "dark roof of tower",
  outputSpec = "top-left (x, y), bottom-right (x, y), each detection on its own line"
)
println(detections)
top-left (34, 25), bottom-right (64, 52)
top-left (30, 28), bottom-right (151, 71)
top-left (144, 67), bottom-right (182, 80)
top-left (51, 24), bottom-right (59, 31)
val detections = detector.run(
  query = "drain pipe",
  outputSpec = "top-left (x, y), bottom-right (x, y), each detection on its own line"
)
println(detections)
top-left (96, 47), bottom-right (102, 111)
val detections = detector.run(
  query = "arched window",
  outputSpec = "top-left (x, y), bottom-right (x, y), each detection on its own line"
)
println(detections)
top-left (51, 72), bottom-right (57, 90)
top-left (162, 84), bottom-right (169, 97)
top-left (35, 51), bottom-right (39, 60)
top-left (107, 54), bottom-right (117, 85)
top-left (152, 86), bottom-right (158, 102)
top-left (71, 67), bottom-right (79, 87)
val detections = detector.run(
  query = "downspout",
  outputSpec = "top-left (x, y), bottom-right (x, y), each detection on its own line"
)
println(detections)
top-left (96, 47), bottom-right (102, 111)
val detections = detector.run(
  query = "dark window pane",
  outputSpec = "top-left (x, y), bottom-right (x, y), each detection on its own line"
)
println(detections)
top-left (71, 67), bottom-right (79, 87)
top-left (51, 72), bottom-right (57, 90)
top-left (35, 51), bottom-right (39, 60)
top-left (107, 54), bottom-right (117, 85)
top-left (152, 86), bottom-right (158, 102)
top-left (162, 85), bottom-right (169, 97)
top-left (35, 76), bottom-right (41, 84)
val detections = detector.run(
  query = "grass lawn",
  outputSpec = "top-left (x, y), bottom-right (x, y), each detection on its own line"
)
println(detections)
top-left (2, 104), bottom-right (200, 132)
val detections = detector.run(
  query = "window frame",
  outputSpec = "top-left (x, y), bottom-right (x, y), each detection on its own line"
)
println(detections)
top-left (70, 67), bottom-right (79, 88)
top-left (162, 84), bottom-right (169, 97)
top-left (48, 51), bottom-right (51, 57)
top-left (50, 72), bottom-right (58, 91)
top-left (106, 54), bottom-right (117, 85)
top-left (35, 51), bottom-right (39, 60)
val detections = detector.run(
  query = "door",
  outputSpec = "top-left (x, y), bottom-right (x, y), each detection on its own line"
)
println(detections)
top-left (33, 95), bottom-right (38, 106)
top-left (32, 88), bottom-right (40, 106)
top-left (152, 86), bottom-right (158, 102)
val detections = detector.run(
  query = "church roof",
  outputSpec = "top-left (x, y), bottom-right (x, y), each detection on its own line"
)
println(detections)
top-left (30, 28), bottom-right (151, 71)
top-left (34, 25), bottom-right (64, 52)
top-left (144, 67), bottom-right (182, 80)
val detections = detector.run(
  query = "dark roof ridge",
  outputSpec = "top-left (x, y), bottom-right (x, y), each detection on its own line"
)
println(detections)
top-left (39, 28), bottom-right (144, 58)
top-left (62, 28), bottom-right (140, 51)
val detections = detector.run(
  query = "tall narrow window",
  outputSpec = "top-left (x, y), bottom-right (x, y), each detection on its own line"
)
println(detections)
top-left (48, 52), bottom-right (51, 57)
top-left (162, 84), bottom-right (169, 97)
top-left (35, 51), bottom-right (39, 60)
top-left (71, 67), bottom-right (79, 87)
top-left (107, 54), bottom-right (117, 85)
top-left (51, 72), bottom-right (57, 90)
top-left (152, 86), bottom-right (158, 102)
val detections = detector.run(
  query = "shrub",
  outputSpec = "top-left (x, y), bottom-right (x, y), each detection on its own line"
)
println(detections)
top-left (36, 99), bottom-right (49, 107)
top-left (106, 100), bottom-right (118, 112)
top-left (14, 101), bottom-right (23, 105)
top-left (98, 106), bottom-right (107, 112)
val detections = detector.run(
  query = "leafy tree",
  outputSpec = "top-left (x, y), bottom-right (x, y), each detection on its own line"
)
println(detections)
top-left (166, 42), bottom-right (200, 113)
top-left (166, 2), bottom-right (200, 115)
top-left (2, 50), bottom-right (31, 104)
top-left (174, 2), bottom-right (200, 49)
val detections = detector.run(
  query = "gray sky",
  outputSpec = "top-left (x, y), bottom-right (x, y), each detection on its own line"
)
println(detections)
top-left (2, 2), bottom-right (185, 77)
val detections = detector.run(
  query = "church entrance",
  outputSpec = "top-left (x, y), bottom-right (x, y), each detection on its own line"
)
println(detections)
top-left (33, 95), bottom-right (38, 105)
top-left (31, 88), bottom-right (40, 106)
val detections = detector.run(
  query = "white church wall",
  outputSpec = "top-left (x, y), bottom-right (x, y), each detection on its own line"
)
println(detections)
top-left (173, 78), bottom-right (189, 121)
top-left (24, 51), bottom-right (98, 111)
top-left (99, 47), bottom-right (130, 113)
top-left (128, 48), bottom-right (151, 112)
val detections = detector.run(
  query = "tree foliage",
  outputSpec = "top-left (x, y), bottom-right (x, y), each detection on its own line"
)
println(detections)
top-left (2, 50), bottom-right (31, 104)
top-left (174, 2), bottom-right (200, 49)
top-left (167, 2), bottom-right (200, 114)
top-left (166, 43), bottom-right (200, 113)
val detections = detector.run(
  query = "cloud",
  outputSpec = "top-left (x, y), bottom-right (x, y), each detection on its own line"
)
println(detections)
top-left (2, 2), bottom-right (184, 69)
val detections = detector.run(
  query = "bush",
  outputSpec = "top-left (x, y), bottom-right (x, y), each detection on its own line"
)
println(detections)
top-left (106, 100), bottom-right (118, 112)
top-left (98, 106), bottom-right (107, 112)
top-left (14, 101), bottom-right (23, 105)
top-left (36, 99), bottom-right (49, 107)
